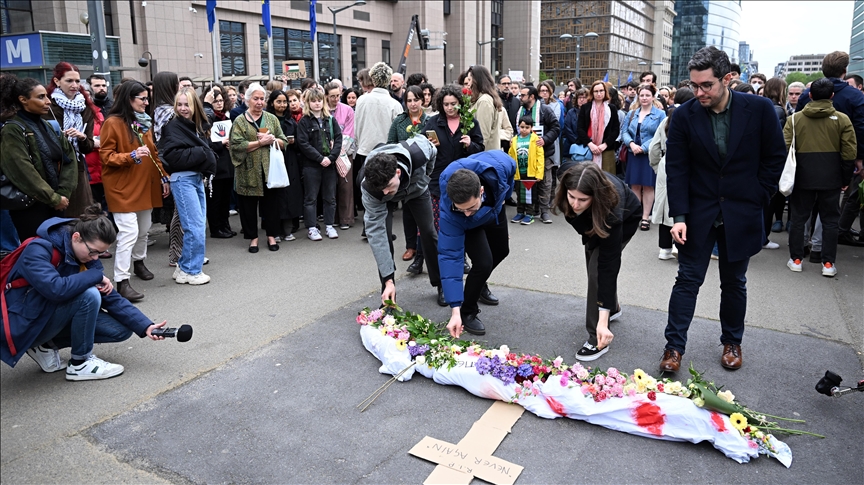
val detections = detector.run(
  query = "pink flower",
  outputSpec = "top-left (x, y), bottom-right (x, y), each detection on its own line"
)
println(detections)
top-left (595, 375), bottom-right (606, 386)
top-left (532, 387), bottom-right (539, 396)
top-left (657, 383), bottom-right (665, 393)
top-left (596, 391), bottom-right (608, 401)
top-left (553, 357), bottom-right (563, 368)
top-left (356, 313), bottom-right (369, 325)
top-left (612, 383), bottom-right (624, 397)
top-left (606, 367), bottom-right (619, 379)
top-left (398, 330), bottom-right (410, 341)
top-left (616, 375), bottom-right (626, 384)
top-left (627, 387), bottom-right (637, 397)
top-left (369, 309), bottom-right (384, 322)
top-left (575, 367), bottom-right (590, 381)
top-left (560, 375), bottom-right (569, 387)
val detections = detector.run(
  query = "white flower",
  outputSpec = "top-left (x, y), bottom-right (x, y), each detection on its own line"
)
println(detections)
top-left (408, 341), bottom-right (417, 347)
top-left (382, 314), bottom-right (396, 326)
top-left (415, 355), bottom-right (426, 366)
top-left (451, 345), bottom-right (462, 353)
top-left (499, 345), bottom-right (510, 355)
top-left (717, 390), bottom-right (735, 403)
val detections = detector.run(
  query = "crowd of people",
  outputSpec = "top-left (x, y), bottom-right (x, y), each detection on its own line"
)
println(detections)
top-left (1, 46), bottom-right (861, 381)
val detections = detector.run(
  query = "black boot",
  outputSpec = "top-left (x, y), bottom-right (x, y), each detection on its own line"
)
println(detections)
top-left (407, 257), bottom-right (423, 275)
top-left (479, 284), bottom-right (499, 305)
top-left (463, 313), bottom-right (485, 336)
top-left (437, 286), bottom-right (447, 307)
top-left (117, 279), bottom-right (144, 302)
top-left (133, 260), bottom-right (154, 280)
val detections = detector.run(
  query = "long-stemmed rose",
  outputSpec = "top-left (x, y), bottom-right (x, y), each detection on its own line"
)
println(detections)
top-left (458, 88), bottom-right (477, 136)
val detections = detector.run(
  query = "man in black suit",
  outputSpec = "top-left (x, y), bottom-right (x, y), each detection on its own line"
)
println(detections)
top-left (659, 46), bottom-right (786, 373)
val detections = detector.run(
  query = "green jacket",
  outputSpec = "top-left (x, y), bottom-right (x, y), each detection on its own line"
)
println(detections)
top-left (784, 99), bottom-right (857, 190)
top-left (387, 112), bottom-right (427, 144)
top-left (0, 114), bottom-right (78, 207)
top-left (229, 111), bottom-right (288, 197)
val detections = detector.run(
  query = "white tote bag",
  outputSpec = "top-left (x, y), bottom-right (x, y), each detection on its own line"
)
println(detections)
top-left (779, 113), bottom-right (796, 196)
top-left (266, 143), bottom-right (289, 189)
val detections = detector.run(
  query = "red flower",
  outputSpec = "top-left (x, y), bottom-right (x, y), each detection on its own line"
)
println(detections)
top-left (647, 391), bottom-right (657, 401)
top-left (412, 119), bottom-right (420, 126)
top-left (462, 88), bottom-right (472, 96)
top-left (744, 426), bottom-right (751, 433)
top-left (657, 383), bottom-right (665, 392)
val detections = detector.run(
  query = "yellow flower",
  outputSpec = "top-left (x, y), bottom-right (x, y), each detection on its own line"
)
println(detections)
top-left (693, 397), bottom-right (705, 407)
top-left (730, 412), bottom-right (748, 431)
top-left (645, 376), bottom-right (657, 390)
top-left (380, 326), bottom-right (387, 335)
top-left (395, 340), bottom-right (407, 351)
top-left (633, 369), bottom-right (647, 384)
top-left (406, 125), bottom-right (412, 133)
top-left (717, 390), bottom-right (735, 403)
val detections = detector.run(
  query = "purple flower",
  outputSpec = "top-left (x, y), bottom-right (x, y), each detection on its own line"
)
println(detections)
top-left (517, 363), bottom-right (534, 378)
top-left (408, 343), bottom-right (429, 357)
top-left (475, 356), bottom-right (493, 374)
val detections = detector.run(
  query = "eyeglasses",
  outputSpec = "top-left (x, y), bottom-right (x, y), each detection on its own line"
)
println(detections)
top-left (687, 81), bottom-right (715, 93)
top-left (82, 238), bottom-right (109, 257)
top-left (451, 193), bottom-right (485, 214)
top-left (327, 94), bottom-right (340, 99)
top-left (134, 96), bottom-right (150, 102)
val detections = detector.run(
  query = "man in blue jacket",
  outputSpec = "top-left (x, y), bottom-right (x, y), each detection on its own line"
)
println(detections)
top-left (1, 214), bottom-right (167, 380)
top-left (439, 151), bottom-right (515, 338)
top-left (660, 46), bottom-right (786, 373)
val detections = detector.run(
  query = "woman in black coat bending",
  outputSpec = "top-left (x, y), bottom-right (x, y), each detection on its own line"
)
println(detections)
top-left (553, 162), bottom-right (641, 362)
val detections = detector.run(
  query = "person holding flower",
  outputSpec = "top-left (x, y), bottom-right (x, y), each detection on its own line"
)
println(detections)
top-left (388, 86), bottom-right (428, 269)
top-left (552, 162), bottom-right (641, 361)
top-left (464, 65), bottom-right (504, 151)
top-left (99, 81), bottom-right (170, 302)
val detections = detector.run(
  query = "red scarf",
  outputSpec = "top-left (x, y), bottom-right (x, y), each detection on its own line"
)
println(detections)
top-left (291, 110), bottom-right (303, 123)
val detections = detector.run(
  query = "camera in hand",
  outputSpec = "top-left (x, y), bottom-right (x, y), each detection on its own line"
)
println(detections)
top-left (151, 324), bottom-right (193, 342)
top-left (815, 370), bottom-right (864, 397)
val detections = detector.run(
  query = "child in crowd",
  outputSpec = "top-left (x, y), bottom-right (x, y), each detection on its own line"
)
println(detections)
top-left (508, 116), bottom-right (545, 225)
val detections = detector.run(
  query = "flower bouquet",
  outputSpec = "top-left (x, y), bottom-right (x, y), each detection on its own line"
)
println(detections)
top-left (458, 88), bottom-right (477, 136)
top-left (355, 303), bottom-right (823, 467)
top-left (405, 118), bottom-right (423, 138)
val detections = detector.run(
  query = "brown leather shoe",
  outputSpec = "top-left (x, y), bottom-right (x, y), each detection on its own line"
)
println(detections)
top-left (721, 344), bottom-right (743, 370)
top-left (133, 260), bottom-right (154, 280)
top-left (402, 248), bottom-right (416, 261)
top-left (117, 279), bottom-right (144, 302)
top-left (659, 349), bottom-right (682, 373)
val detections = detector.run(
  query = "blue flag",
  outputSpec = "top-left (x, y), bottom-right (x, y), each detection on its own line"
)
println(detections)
top-left (310, 0), bottom-right (317, 41)
top-left (262, 0), bottom-right (272, 37)
top-left (626, 71), bottom-right (633, 83)
top-left (603, 72), bottom-right (609, 83)
top-left (206, 0), bottom-right (216, 33)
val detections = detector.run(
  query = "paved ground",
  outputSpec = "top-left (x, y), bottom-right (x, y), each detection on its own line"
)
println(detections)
top-left (1, 208), bottom-right (862, 484)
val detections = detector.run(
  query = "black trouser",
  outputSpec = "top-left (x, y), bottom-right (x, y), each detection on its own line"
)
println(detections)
top-left (838, 173), bottom-right (862, 232)
top-left (302, 165), bottom-right (337, 228)
top-left (461, 206), bottom-right (509, 317)
top-left (237, 189), bottom-right (281, 239)
top-left (658, 223), bottom-right (673, 250)
top-left (207, 178), bottom-right (233, 235)
top-left (353, 154), bottom-right (366, 215)
top-left (403, 204), bottom-right (419, 250)
top-left (9, 202), bottom-right (60, 240)
top-left (788, 187), bottom-right (840, 263)
top-left (763, 192), bottom-right (786, 240)
top-left (378, 190), bottom-right (441, 291)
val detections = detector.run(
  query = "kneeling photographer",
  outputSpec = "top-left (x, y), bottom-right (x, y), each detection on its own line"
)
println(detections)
top-left (1, 204), bottom-right (170, 381)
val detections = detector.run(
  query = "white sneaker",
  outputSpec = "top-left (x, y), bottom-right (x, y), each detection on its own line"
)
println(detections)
top-left (283, 233), bottom-right (296, 241)
top-left (26, 345), bottom-right (66, 373)
top-left (229, 209), bottom-right (238, 216)
top-left (672, 245), bottom-right (678, 257)
top-left (308, 228), bottom-right (323, 241)
top-left (575, 342), bottom-right (608, 362)
top-left (658, 248), bottom-right (675, 260)
top-left (65, 354), bottom-right (124, 381)
top-left (787, 258), bottom-right (803, 272)
top-left (325, 225), bottom-right (339, 239)
top-left (274, 236), bottom-right (281, 243)
top-left (822, 262), bottom-right (837, 277)
top-left (172, 267), bottom-right (182, 280)
top-left (762, 241), bottom-right (780, 249)
top-left (175, 270), bottom-right (211, 285)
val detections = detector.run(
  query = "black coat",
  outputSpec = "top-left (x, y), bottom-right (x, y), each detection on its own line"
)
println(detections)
top-left (426, 114), bottom-right (485, 197)
top-left (157, 116), bottom-right (217, 176)
top-left (296, 114), bottom-right (343, 169)
top-left (576, 102), bottom-right (621, 151)
top-left (274, 113), bottom-right (304, 219)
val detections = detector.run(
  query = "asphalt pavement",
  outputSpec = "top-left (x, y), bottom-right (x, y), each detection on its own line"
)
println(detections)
top-left (1, 208), bottom-right (862, 484)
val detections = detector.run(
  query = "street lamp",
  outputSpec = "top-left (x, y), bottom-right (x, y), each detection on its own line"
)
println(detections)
top-left (477, 37), bottom-right (504, 67)
top-left (560, 32), bottom-right (598, 83)
top-left (328, 0), bottom-right (366, 82)
top-left (138, 51), bottom-right (158, 80)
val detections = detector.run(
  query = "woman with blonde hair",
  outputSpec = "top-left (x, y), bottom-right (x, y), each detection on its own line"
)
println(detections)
top-left (296, 88), bottom-right (343, 240)
top-left (157, 88), bottom-right (216, 284)
top-left (229, 83), bottom-right (288, 252)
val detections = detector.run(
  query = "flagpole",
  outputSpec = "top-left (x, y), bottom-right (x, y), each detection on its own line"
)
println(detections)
top-left (212, 26), bottom-right (221, 84)
top-left (268, 35), bottom-right (275, 81)
top-left (311, 0), bottom-right (319, 83)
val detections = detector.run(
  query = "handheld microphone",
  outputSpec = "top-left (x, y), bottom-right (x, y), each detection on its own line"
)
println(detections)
top-left (151, 324), bottom-right (193, 342)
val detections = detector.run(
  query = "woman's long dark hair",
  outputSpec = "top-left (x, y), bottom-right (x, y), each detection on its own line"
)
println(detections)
top-left (152, 71), bottom-right (179, 108)
top-left (265, 89), bottom-right (288, 117)
top-left (107, 80), bottom-right (149, 142)
top-left (467, 65), bottom-right (503, 111)
top-left (553, 162), bottom-right (620, 238)
top-left (432, 84), bottom-right (464, 115)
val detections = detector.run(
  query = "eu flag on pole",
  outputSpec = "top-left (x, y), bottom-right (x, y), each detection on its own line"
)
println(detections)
top-left (627, 72), bottom-right (633, 83)
top-left (310, 0), bottom-right (317, 40)
top-left (262, 0), bottom-right (272, 37)
top-left (206, 0), bottom-right (216, 33)
top-left (603, 72), bottom-right (609, 83)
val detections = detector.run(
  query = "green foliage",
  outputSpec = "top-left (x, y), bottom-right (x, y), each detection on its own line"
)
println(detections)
top-left (786, 71), bottom-right (825, 86)
top-left (539, 70), bottom-right (550, 82)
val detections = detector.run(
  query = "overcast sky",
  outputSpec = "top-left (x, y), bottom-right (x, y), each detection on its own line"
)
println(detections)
top-left (739, 0), bottom-right (854, 74)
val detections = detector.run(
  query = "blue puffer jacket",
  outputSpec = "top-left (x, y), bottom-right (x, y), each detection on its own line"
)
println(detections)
top-left (1, 218), bottom-right (153, 367)
top-left (438, 151), bottom-right (515, 307)
top-left (621, 106), bottom-right (666, 154)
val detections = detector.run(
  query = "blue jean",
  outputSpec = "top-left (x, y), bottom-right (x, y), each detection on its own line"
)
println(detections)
top-left (0, 209), bottom-right (20, 251)
top-left (664, 224), bottom-right (749, 354)
top-left (171, 173), bottom-right (207, 275)
top-left (32, 287), bottom-right (105, 360)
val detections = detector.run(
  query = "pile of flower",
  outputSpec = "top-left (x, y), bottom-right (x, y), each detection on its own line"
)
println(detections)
top-left (356, 304), bottom-right (820, 465)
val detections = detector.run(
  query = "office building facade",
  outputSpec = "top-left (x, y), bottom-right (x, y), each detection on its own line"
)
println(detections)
top-left (670, 0), bottom-right (741, 85)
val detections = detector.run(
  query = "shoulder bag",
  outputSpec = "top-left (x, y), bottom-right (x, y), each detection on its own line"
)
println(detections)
top-left (779, 113), bottom-right (796, 196)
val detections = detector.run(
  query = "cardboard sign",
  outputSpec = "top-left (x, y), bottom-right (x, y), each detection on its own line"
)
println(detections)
top-left (210, 120), bottom-right (232, 142)
top-left (508, 70), bottom-right (524, 83)
top-left (409, 401), bottom-right (525, 485)
top-left (282, 60), bottom-right (307, 80)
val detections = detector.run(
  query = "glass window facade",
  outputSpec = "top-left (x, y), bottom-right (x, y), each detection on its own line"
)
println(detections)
top-left (0, 0), bottom-right (33, 34)
top-left (258, 25), bottom-right (340, 82)
top-left (850, 0), bottom-right (864, 76)
top-left (351, 36), bottom-right (366, 88)
top-left (220, 20), bottom-right (246, 76)
top-left (670, 0), bottom-right (741, 85)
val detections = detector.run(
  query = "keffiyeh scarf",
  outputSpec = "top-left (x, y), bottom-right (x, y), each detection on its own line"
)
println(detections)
top-left (50, 90), bottom-right (85, 152)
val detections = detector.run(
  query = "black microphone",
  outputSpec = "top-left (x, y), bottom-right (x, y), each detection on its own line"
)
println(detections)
top-left (151, 324), bottom-right (193, 342)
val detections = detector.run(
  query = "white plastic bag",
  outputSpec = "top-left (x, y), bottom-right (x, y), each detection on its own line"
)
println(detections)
top-left (266, 144), bottom-right (289, 189)
top-left (359, 325), bottom-right (415, 381)
top-left (779, 113), bottom-right (797, 196)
